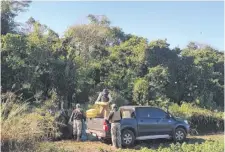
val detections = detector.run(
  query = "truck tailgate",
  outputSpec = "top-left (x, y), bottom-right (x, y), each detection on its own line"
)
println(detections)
top-left (86, 118), bottom-right (111, 139)
top-left (86, 118), bottom-right (104, 131)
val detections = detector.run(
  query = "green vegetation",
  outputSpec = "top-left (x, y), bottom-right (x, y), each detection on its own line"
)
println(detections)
top-left (1, 92), bottom-right (62, 152)
top-left (38, 137), bottom-right (224, 152)
top-left (121, 141), bottom-right (224, 152)
top-left (1, 1), bottom-right (224, 152)
top-left (2, 2), bottom-right (224, 110)
top-left (168, 103), bottom-right (224, 134)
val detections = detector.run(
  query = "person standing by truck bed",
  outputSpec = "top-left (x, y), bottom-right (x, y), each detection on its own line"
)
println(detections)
top-left (107, 104), bottom-right (122, 149)
top-left (69, 104), bottom-right (85, 141)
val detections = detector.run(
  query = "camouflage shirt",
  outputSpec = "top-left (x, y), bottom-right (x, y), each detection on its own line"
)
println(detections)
top-left (72, 108), bottom-right (85, 121)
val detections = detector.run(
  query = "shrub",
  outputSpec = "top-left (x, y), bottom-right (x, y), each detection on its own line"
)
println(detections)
top-left (169, 103), bottom-right (224, 134)
top-left (1, 92), bottom-right (60, 152)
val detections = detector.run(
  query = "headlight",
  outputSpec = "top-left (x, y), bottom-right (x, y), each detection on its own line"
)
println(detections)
top-left (184, 120), bottom-right (188, 124)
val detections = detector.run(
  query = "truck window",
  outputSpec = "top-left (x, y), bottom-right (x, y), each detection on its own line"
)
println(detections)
top-left (150, 108), bottom-right (167, 118)
top-left (122, 111), bottom-right (131, 118)
top-left (137, 107), bottom-right (151, 118)
top-left (137, 107), bottom-right (167, 119)
top-left (122, 110), bottom-right (135, 118)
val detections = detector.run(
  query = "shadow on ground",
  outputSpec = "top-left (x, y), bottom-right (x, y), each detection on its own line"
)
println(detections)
top-left (85, 133), bottom-right (208, 150)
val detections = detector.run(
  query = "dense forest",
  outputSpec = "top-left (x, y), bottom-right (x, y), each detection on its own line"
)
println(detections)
top-left (1, 1), bottom-right (224, 111)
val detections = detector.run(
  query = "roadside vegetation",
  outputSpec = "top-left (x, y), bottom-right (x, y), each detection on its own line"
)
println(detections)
top-left (38, 134), bottom-right (224, 152)
top-left (1, 1), bottom-right (224, 152)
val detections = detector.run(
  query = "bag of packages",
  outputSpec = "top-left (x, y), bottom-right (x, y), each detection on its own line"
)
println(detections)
top-left (86, 108), bottom-right (99, 118)
top-left (86, 102), bottom-right (110, 118)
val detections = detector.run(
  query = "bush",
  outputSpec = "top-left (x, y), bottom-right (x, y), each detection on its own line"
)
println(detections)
top-left (169, 103), bottom-right (224, 134)
top-left (1, 92), bottom-right (60, 152)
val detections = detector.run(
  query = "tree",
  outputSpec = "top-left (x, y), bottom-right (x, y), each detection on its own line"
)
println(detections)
top-left (133, 78), bottom-right (149, 105)
top-left (87, 14), bottom-right (111, 26)
top-left (1, 14), bottom-right (224, 112)
top-left (1, 19), bottom-right (77, 109)
top-left (187, 41), bottom-right (198, 50)
top-left (146, 39), bottom-right (176, 68)
top-left (146, 65), bottom-right (169, 99)
top-left (181, 47), bottom-right (224, 108)
top-left (1, 0), bottom-right (31, 35)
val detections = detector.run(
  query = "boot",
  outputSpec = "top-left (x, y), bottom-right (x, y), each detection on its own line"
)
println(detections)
top-left (77, 135), bottom-right (81, 142)
top-left (73, 135), bottom-right (77, 140)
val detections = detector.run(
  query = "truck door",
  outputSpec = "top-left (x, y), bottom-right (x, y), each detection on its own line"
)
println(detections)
top-left (136, 107), bottom-right (174, 136)
top-left (136, 107), bottom-right (159, 136)
top-left (150, 108), bottom-right (174, 135)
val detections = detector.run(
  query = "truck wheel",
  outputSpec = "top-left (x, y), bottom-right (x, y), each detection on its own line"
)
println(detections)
top-left (173, 128), bottom-right (186, 142)
top-left (122, 129), bottom-right (135, 147)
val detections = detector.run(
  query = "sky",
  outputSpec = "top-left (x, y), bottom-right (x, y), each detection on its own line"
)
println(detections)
top-left (16, 1), bottom-right (224, 50)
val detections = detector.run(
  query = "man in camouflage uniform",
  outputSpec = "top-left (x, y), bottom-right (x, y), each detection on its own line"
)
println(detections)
top-left (107, 104), bottom-right (122, 149)
top-left (69, 104), bottom-right (85, 141)
top-left (96, 89), bottom-right (113, 103)
top-left (96, 88), bottom-right (112, 119)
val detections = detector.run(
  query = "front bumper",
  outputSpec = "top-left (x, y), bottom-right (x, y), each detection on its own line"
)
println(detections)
top-left (186, 125), bottom-right (191, 134)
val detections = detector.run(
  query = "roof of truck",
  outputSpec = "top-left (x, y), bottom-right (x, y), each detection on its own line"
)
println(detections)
top-left (120, 105), bottom-right (160, 110)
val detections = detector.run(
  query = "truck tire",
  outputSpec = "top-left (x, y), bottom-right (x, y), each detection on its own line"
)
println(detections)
top-left (121, 129), bottom-right (135, 147)
top-left (173, 127), bottom-right (187, 142)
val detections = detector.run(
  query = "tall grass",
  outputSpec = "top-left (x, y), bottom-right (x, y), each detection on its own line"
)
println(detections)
top-left (1, 92), bottom-right (60, 152)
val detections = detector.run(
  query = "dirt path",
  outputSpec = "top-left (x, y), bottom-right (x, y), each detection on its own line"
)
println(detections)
top-left (53, 133), bottom-right (224, 152)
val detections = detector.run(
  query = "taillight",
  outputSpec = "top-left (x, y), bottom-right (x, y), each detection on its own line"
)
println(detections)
top-left (103, 120), bottom-right (109, 131)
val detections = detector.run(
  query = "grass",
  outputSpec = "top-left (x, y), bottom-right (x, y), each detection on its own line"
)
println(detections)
top-left (190, 133), bottom-right (224, 143)
top-left (49, 134), bottom-right (224, 152)
top-left (1, 92), bottom-right (60, 152)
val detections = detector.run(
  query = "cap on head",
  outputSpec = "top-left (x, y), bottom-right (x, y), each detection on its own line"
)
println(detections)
top-left (76, 104), bottom-right (80, 109)
top-left (103, 88), bottom-right (109, 95)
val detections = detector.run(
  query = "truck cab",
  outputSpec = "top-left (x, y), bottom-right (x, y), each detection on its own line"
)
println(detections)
top-left (120, 106), bottom-right (190, 147)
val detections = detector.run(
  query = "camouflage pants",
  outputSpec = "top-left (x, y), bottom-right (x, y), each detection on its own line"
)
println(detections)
top-left (73, 120), bottom-right (82, 137)
top-left (111, 122), bottom-right (121, 148)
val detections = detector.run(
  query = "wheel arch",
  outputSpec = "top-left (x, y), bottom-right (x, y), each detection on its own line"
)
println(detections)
top-left (121, 127), bottom-right (136, 137)
top-left (175, 125), bottom-right (188, 134)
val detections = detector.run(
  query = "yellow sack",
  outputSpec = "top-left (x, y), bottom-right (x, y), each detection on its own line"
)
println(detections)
top-left (86, 102), bottom-right (110, 118)
top-left (86, 108), bottom-right (99, 118)
top-left (95, 101), bottom-right (109, 106)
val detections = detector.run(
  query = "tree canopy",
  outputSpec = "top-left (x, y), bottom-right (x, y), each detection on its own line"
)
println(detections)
top-left (1, 1), bottom-right (224, 111)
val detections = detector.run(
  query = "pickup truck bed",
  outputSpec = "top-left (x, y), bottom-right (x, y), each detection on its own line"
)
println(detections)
top-left (86, 118), bottom-right (111, 141)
